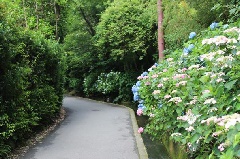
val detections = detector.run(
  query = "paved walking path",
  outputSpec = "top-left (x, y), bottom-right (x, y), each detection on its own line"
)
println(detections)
top-left (20, 97), bottom-right (147, 159)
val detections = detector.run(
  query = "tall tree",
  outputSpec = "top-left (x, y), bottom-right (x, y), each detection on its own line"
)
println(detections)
top-left (157, 0), bottom-right (164, 60)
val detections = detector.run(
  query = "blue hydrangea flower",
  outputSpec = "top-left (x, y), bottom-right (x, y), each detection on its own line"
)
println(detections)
top-left (158, 103), bottom-right (163, 109)
top-left (131, 85), bottom-right (139, 93)
top-left (189, 32), bottom-right (196, 39)
top-left (223, 24), bottom-right (229, 29)
top-left (154, 63), bottom-right (158, 67)
top-left (142, 106), bottom-right (146, 110)
top-left (138, 103), bottom-right (144, 109)
top-left (187, 44), bottom-right (195, 51)
top-left (136, 81), bottom-right (141, 87)
top-left (141, 72), bottom-right (148, 76)
top-left (183, 48), bottom-right (190, 55)
top-left (210, 22), bottom-right (219, 30)
top-left (139, 100), bottom-right (144, 104)
top-left (133, 93), bottom-right (139, 101)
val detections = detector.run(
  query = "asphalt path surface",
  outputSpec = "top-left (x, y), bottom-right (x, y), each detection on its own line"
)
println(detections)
top-left (21, 97), bottom-right (140, 159)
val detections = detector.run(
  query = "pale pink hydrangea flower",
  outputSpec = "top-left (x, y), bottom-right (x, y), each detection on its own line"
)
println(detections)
top-left (182, 68), bottom-right (187, 72)
top-left (202, 90), bottom-right (210, 94)
top-left (207, 107), bottom-right (218, 114)
top-left (216, 55), bottom-right (234, 62)
top-left (200, 52), bottom-right (216, 61)
top-left (171, 133), bottom-right (182, 137)
top-left (167, 58), bottom-right (174, 62)
top-left (188, 99), bottom-right (197, 105)
top-left (149, 113), bottom-right (155, 117)
top-left (210, 74), bottom-right (217, 78)
top-left (202, 113), bottom-right (240, 129)
top-left (214, 36), bottom-right (229, 45)
top-left (185, 126), bottom-right (195, 132)
top-left (173, 74), bottom-right (188, 80)
top-left (157, 83), bottom-right (163, 88)
top-left (201, 116), bottom-right (218, 125)
top-left (164, 95), bottom-right (171, 99)
top-left (162, 78), bottom-right (169, 81)
top-left (153, 90), bottom-right (160, 95)
top-left (169, 97), bottom-right (182, 104)
top-left (202, 36), bottom-right (234, 45)
top-left (224, 27), bottom-right (240, 33)
top-left (188, 64), bottom-right (200, 70)
top-left (225, 119), bottom-right (237, 129)
top-left (163, 69), bottom-right (167, 72)
top-left (142, 76), bottom-right (149, 79)
top-left (178, 81), bottom-right (187, 86)
top-left (177, 116), bottom-right (188, 121)
top-left (145, 81), bottom-right (151, 85)
top-left (137, 109), bottom-right (143, 116)
top-left (212, 131), bottom-right (222, 137)
top-left (204, 98), bottom-right (217, 104)
top-left (218, 143), bottom-right (225, 152)
top-left (151, 74), bottom-right (158, 78)
top-left (216, 50), bottom-right (225, 55)
top-left (137, 76), bottom-right (143, 80)
top-left (216, 78), bottom-right (225, 83)
top-left (171, 90), bottom-right (177, 93)
top-left (138, 127), bottom-right (144, 134)
top-left (227, 38), bottom-right (237, 44)
top-left (178, 109), bottom-right (200, 125)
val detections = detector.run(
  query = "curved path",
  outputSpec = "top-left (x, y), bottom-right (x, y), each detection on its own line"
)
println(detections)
top-left (21, 96), bottom-right (147, 159)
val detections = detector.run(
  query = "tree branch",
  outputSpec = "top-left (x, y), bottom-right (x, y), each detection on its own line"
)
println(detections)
top-left (79, 7), bottom-right (95, 36)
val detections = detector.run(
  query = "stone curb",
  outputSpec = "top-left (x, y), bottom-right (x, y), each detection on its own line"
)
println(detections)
top-left (127, 107), bottom-right (149, 159)
top-left (74, 96), bottom-right (149, 159)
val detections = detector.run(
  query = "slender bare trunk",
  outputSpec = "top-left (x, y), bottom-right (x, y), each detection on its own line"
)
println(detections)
top-left (22, 0), bottom-right (28, 28)
top-left (35, 1), bottom-right (39, 29)
top-left (54, 1), bottom-right (60, 40)
top-left (157, 0), bottom-right (164, 61)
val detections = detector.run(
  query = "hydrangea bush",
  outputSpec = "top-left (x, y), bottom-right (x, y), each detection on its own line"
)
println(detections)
top-left (133, 21), bottom-right (240, 158)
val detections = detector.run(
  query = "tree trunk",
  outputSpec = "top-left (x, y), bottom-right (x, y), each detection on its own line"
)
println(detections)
top-left (22, 0), bottom-right (28, 28)
top-left (54, 1), bottom-right (60, 40)
top-left (35, 1), bottom-right (39, 30)
top-left (157, 0), bottom-right (164, 61)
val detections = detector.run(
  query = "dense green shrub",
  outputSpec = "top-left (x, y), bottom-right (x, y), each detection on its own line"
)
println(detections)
top-left (83, 72), bottom-right (100, 97)
top-left (133, 21), bottom-right (240, 158)
top-left (162, 0), bottom-right (202, 52)
top-left (0, 20), bottom-right (65, 157)
top-left (95, 71), bottom-right (136, 102)
top-left (95, 0), bottom-right (157, 71)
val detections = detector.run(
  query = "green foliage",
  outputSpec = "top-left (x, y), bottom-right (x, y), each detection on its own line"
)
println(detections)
top-left (134, 21), bottom-right (240, 158)
top-left (83, 72), bottom-right (100, 97)
top-left (0, 2), bottom-right (65, 156)
top-left (63, 0), bottom-right (109, 94)
top-left (95, 0), bottom-right (157, 71)
top-left (96, 71), bottom-right (136, 102)
top-left (163, 0), bottom-right (206, 53)
top-left (212, 0), bottom-right (240, 23)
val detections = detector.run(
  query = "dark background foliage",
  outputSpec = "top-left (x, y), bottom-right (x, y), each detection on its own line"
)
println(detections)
top-left (0, 0), bottom-right (239, 157)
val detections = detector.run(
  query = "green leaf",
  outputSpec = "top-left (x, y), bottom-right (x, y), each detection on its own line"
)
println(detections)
top-left (190, 133), bottom-right (200, 143)
top-left (236, 103), bottom-right (240, 111)
top-left (235, 149), bottom-right (240, 157)
top-left (224, 79), bottom-right (238, 91)
top-left (200, 75), bottom-right (209, 83)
